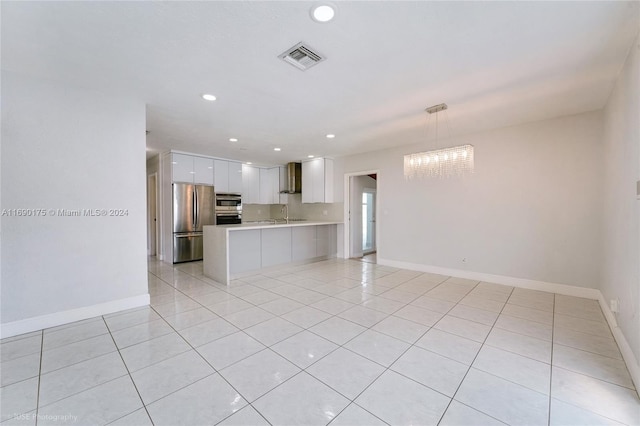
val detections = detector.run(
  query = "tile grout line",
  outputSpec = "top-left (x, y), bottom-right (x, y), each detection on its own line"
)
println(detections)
top-left (101, 316), bottom-right (155, 425)
top-left (319, 279), bottom-right (481, 424)
top-left (143, 302), bottom-right (277, 424)
top-left (547, 293), bottom-right (556, 426)
top-left (211, 266), bottom-right (420, 424)
top-left (33, 331), bottom-right (44, 426)
top-left (437, 283), bottom-right (516, 425)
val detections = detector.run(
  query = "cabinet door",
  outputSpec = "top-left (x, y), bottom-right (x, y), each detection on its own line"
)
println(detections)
top-left (259, 168), bottom-right (273, 204)
top-left (269, 168), bottom-right (280, 204)
top-left (312, 158), bottom-right (326, 203)
top-left (292, 226), bottom-right (317, 261)
top-left (316, 225), bottom-right (330, 257)
top-left (193, 157), bottom-right (214, 185)
top-left (242, 165), bottom-right (260, 204)
top-left (323, 159), bottom-right (334, 203)
top-left (214, 160), bottom-right (229, 192)
top-left (278, 165), bottom-right (288, 204)
top-left (261, 227), bottom-right (292, 267)
top-left (172, 154), bottom-right (194, 183)
top-left (228, 162), bottom-right (243, 193)
top-left (229, 230), bottom-right (261, 274)
top-left (301, 160), bottom-right (313, 203)
top-left (316, 224), bottom-right (336, 257)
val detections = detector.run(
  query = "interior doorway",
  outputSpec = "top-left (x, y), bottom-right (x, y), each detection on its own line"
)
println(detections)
top-left (147, 173), bottom-right (158, 256)
top-left (362, 188), bottom-right (376, 254)
top-left (345, 171), bottom-right (378, 261)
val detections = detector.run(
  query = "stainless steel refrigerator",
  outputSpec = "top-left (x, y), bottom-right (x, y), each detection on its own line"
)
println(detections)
top-left (172, 183), bottom-right (215, 263)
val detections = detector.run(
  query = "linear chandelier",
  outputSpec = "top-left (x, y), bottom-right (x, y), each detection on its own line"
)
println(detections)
top-left (404, 103), bottom-right (474, 179)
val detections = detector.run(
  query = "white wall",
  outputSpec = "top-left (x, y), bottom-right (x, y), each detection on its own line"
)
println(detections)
top-left (1, 71), bottom-right (149, 336)
top-left (602, 34), bottom-right (640, 371)
top-left (338, 111), bottom-right (604, 289)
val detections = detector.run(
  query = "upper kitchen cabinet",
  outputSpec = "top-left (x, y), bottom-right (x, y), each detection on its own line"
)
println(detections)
top-left (171, 153), bottom-right (194, 183)
top-left (193, 156), bottom-right (214, 185)
top-left (259, 168), bottom-right (280, 204)
top-left (242, 164), bottom-right (260, 204)
top-left (228, 161), bottom-right (243, 193)
top-left (302, 158), bottom-right (334, 203)
top-left (243, 165), bottom-right (282, 205)
top-left (214, 160), bottom-right (243, 193)
top-left (278, 166), bottom-right (289, 204)
top-left (171, 153), bottom-right (213, 185)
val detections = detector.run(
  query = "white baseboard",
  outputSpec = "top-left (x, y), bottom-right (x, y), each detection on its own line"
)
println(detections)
top-left (597, 294), bottom-right (640, 394)
top-left (378, 257), bottom-right (639, 395)
top-left (378, 258), bottom-right (601, 299)
top-left (0, 294), bottom-right (150, 339)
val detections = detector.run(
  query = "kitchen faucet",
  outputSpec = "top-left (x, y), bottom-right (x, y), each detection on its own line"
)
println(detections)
top-left (281, 204), bottom-right (289, 223)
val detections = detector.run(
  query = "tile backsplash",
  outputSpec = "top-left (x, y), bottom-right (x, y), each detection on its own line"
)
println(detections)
top-left (243, 194), bottom-right (343, 222)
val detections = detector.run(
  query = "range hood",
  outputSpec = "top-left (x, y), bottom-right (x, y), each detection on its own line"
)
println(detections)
top-left (282, 162), bottom-right (302, 194)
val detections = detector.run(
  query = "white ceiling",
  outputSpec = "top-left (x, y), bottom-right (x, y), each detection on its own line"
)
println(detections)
top-left (2, 1), bottom-right (638, 165)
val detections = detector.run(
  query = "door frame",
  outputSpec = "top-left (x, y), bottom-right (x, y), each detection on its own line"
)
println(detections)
top-left (343, 169), bottom-right (380, 259)
top-left (147, 172), bottom-right (159, 256)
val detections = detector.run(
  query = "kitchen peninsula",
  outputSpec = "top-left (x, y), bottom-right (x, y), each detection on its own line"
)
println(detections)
top-left (203, 221), bottom-right (341, 285)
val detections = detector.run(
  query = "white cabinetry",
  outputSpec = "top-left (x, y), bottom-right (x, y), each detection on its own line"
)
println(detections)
top-left (242, 165), bottom-right (260, 204)
top-left (214, 160), bottom-right (243, 193)
top-left (278, 166), bottom-right (289, 204)
top-left (316, 225), bottom-right (333, 257)
top-left (229, 229), bottom-right (261, 274)
top-left (243, 165), bottom-right (281, 204)
top-left (302, 158), bottom-right (333, 203)
top-left (172, 154), bottom-right (195, 183)
top-left (259, 168), bottom-right (280, 204)
top-left (228, 162), bottom-right (243, 193)
top-left (214, 160), bottom-right (229, 192)
top-left (261, 227), bottom-right (292, 267)
top-left (193, 157), bottom-right (214, 185)
top-left (171, 153), bottom-right (213, 185)
top-left (292, 226), bottom-right (317, 261)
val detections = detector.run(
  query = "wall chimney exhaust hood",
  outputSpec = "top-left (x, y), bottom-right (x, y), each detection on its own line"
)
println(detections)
top-left (282, 162), bottom-right (302, 194)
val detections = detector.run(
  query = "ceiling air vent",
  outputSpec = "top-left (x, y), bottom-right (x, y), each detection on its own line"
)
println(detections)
top-left (279, 42), bottom-right (325, 71)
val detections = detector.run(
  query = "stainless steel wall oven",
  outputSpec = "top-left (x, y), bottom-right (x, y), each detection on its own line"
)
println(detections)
top-left (215, 193), bottom-right (242, 225)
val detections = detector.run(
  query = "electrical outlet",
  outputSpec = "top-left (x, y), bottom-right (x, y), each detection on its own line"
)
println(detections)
top-left (610, 299), bottom-right (620, 313)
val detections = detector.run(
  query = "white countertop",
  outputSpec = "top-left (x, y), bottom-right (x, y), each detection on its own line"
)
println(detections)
top-left (207, 220), bottom-right (342, 231)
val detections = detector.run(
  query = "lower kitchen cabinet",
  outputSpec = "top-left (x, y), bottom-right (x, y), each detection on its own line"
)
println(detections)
top-left (316, 224), bottom-right (333, 257)
top-left (292, 226), bottom-right (316, 261)
top-left (261, 227), bottom-right (292, 267)
top-left (229, 229), bottom-right (261, 274)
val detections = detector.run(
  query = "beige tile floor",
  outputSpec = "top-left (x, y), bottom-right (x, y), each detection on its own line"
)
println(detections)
top-left (1, 257), bottom-right (639, 425)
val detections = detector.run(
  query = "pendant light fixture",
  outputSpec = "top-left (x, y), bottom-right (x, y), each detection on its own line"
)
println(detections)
top-left (404, 103), bottom-right (474, 179)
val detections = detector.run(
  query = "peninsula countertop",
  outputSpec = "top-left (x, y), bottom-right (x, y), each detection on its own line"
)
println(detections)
top-left (213, 220), bottom-right (343, 231)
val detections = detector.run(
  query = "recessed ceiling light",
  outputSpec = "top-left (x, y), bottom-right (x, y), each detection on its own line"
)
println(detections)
top-left (229, 138), bottom-right (238, 142)
top-left (202, 94), bottom-right (216, 101)
top-left (308, 155), bottom-right (315, 158)
top-left (246, 162), bottom-right (252, 165)
top-left (274, 148), bottom-right (281, 151)
top-left (326, 134), bottom-right (335, 139)
top-left (311, 4), bottom-right (335, 22)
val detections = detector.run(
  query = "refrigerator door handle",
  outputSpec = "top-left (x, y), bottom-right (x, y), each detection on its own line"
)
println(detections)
top-left (194, 187), bottom-right (199, 228)
top-left (192, 189), bottom-right (196, 228)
